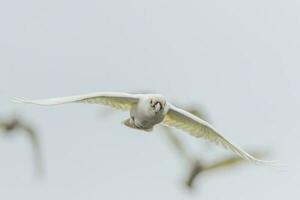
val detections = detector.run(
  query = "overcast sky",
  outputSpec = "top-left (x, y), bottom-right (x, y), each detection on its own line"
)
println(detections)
top-left (0, 0), bottom-right (299, 199)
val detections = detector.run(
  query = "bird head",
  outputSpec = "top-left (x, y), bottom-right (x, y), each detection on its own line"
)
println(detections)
top-left (147, 95), bottom-right (167, 113)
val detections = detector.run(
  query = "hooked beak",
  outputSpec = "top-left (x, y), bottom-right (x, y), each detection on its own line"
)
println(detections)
top-left (154, 102), bottom-right (162, 112)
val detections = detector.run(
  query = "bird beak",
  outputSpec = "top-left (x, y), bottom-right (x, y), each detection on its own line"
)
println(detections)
top-left (154, 102), bottom-right (162, 112)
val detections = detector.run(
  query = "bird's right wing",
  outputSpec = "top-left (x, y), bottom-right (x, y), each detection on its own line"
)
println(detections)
top-left (14, 92), bottom-right (140, 111)
top-left (19, 122), bottom-right (44, 177)
top-left (160, 126), bottom-right (191, 160)
top-left (204, 156), bottom-right (246, 172)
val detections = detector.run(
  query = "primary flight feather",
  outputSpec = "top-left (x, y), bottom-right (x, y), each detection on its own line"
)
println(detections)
top-left (14, 91), bottom-right (269, 164)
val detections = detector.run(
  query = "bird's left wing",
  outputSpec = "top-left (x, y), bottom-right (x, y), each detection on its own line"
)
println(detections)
top-left (162, 104), bottom-right (268, 164)
top-left (14, 92), bottom-right (140, 111)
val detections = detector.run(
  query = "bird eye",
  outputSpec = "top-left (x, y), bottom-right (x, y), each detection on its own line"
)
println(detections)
top-left (150, 100), bottom-right (153, 104)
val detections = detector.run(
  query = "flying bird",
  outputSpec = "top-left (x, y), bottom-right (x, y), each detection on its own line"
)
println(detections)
top-left (0, 117), bottom-right (44, 177)
top-left (185, 151), bottom-right (266, 189)
top-left (14, 92), bottom-right (268, 164)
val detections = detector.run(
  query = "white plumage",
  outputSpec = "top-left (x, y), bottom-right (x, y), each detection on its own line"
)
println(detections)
top-left (14, 92), bottom-right (270, 164)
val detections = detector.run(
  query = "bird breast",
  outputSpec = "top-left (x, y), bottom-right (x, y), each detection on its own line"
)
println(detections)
top-left (130, 103), bottom-right (166, 129)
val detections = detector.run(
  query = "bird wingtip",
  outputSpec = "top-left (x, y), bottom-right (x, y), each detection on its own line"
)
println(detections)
top-left (12, 97), bottom-right (31, 104)
top-left (249, 158), bottom-right (287, 171)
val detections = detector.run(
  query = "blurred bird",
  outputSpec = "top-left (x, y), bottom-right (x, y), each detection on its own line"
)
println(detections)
top-left (185, 151), bottom-right (265, 189)
top-left (14, 92), bottom-right (270, 163)
top-left (0, 116), bottom-right (44, 177)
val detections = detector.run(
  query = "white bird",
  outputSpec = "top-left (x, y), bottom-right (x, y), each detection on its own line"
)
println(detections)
top-left (14, 92), bottom-right (269, 164)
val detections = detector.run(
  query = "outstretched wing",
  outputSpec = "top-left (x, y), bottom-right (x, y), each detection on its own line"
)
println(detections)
top-left (162, 104), bottom-right (268, 164)
top-left (14, 92), bottom-right (140, 111)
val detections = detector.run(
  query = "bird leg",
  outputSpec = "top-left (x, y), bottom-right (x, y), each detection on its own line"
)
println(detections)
top-left (122, 118), bottom-right (153, 132)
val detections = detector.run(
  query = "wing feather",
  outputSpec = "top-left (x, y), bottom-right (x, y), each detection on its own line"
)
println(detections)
top-left (14, 92), bottom-right (139, 111)
top-left (162, 104), bottom-right (269, 164)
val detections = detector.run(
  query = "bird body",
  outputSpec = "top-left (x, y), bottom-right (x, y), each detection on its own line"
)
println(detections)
top-left (125, 94), bottom-right (168, 131)
top-left (14, 91), bottom-right (270, 164)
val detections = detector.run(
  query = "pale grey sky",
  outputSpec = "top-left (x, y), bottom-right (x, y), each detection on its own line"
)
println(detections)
top-left (0, 0), bottom-right (299, 199)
